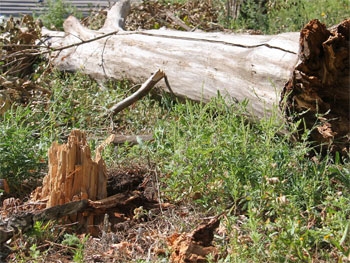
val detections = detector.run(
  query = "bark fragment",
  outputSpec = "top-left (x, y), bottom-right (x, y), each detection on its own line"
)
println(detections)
top-left (168, 217), bottom-right (220, 263)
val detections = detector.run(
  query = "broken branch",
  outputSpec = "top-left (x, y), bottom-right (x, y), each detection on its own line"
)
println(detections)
top-left (107, 69), bottom-right (165, 116)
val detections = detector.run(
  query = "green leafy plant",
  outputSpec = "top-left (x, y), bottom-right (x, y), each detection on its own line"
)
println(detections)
top-left (0, 105), bottom-right (48, 192)
top-left (29, 244), bottom-right (41, 261)
top-left (62, 233), bottom-right (89, 263)
top-left (221, 0), bottom-right (349, 33)
top-left (28, 220), bottom-right (56, 242)
top-left (38, 0), bottom-right (82, 30)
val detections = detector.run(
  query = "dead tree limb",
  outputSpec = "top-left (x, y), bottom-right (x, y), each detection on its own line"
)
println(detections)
top-left (108, 69), bottom-right (165, 115)
top-left (109, 134), bottom-right (154, 146)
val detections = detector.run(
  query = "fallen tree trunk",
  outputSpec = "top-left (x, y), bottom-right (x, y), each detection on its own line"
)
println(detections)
top-left (41, 0), bottom-right (349, 154)
top-left (42, 0), bottom-right (299, 118)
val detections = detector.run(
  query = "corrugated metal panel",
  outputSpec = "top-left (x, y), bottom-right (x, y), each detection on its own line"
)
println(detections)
top-left (0, 0), bottom-right (116, 17)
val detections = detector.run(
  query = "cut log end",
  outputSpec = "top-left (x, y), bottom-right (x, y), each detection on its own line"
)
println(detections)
top-left (281, 19), bottom-right (350, 156)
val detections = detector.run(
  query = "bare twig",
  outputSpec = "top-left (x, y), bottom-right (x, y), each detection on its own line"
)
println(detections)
top-left (47, 30), bottom-right (120, 55)
top-left (164, 74), bottom-right (175, 96)
top-left (107, 69), bottom-right (165, 116)
top-left (165, 11), bottom-right (192, 31)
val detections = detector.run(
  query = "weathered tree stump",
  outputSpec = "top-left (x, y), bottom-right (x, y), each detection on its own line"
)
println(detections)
top-left (281, 19), bottom-right (350, 156)
top-left (31, 130), bottom-right (107, 230)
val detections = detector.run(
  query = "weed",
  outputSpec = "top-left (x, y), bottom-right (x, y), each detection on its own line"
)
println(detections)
top-left (62, 233), bottom-right (89, 263)
top-left (220, 0), bottom-right (349, 33)
top-left (29, 244), bottom-right (41, 261)
top-left (38, 0), bottom-right (82, 30)
top-left (148, 96), bottom-right (350, 261)
top-left (0, 105), bottom-right (47, 193)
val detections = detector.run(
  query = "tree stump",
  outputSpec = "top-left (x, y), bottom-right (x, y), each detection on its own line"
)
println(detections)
top-left (31, 130), bottom-right (107, 230)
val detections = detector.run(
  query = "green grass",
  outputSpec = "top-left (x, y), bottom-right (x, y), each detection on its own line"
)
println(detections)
top-left (146, 97), bottom-right (350, 262)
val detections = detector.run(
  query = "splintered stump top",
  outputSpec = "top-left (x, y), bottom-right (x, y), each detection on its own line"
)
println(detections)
top-left (31, 130), bottom-right (107, 231)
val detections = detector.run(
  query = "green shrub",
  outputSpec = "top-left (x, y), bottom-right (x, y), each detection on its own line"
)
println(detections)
top-left (62, 233), bottom-right (89, 263)
top-left (222, 0), bottom-right (349, 33)
top-left (38, 0), bottom-right (82, 30)
top-left (0, 106), bottom-right (48, 192)
top-left (234, 0), bottom-right (268, 31)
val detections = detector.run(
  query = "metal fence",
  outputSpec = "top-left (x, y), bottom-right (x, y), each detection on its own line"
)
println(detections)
top-left (0, 0), bottom-right (116, 17)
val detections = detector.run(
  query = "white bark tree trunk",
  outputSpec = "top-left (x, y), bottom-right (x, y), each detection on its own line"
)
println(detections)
top-left (42, 0), bottom-right (299, 117)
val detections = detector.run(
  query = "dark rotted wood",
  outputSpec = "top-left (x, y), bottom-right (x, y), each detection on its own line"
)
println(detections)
top-left (33, 200), bottom-right (89, 222)
top-left (0, 190), bottom-right (146, 244)
top-left (191, 217), bottom-right (220, 247)
top-left (281, 19), bottom-right (350, 156)
top-left (107, 170), bottom-right (144, 196)
top-left (0, 200), bottom-right (88, 244)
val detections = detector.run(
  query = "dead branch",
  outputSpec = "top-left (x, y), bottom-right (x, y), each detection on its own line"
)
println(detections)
top-left (165, 11), bottom-right (193, 31)
top-left (110, 134), bottom-right (154, 146)
top-left (0, 190), bottom-right (147, 244)
top-left (107, 69), bottom-right (165, 116)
